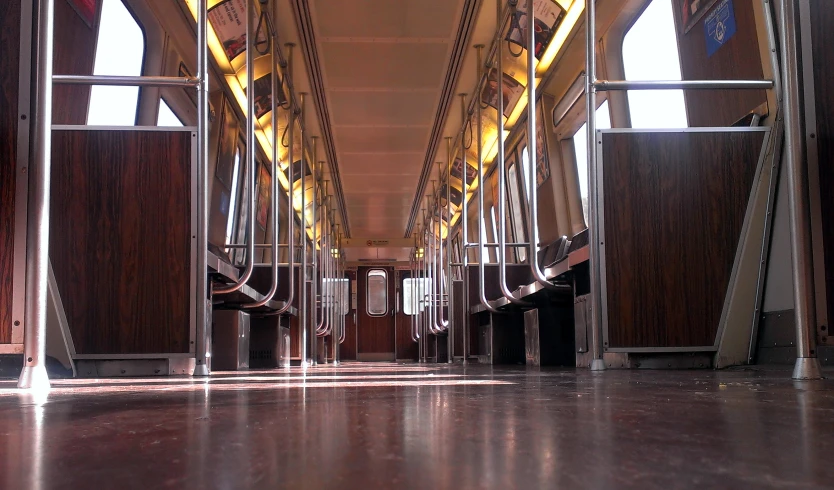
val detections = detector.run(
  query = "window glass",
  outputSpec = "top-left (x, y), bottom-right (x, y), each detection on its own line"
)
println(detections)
top-left (507, 163), bottom-right (527, 262)
top-left (622, 0), bottom-right (688, 128)
top-left (225, 147), bottom-right (242, 252)
top-left (87, 0), bottom-right (145, 125)
top-left (157, 99), bottom-right (184, 126)
top-left (520, 146), bottom-right (532, 198)
top-left (572, 100), bottom-right (612, 226)
top-left (367, 269), bottom-right (388, 316)
top-left (480, 215), bottom-right (494, 263)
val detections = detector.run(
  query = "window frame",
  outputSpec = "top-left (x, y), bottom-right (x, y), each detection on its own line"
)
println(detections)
top-left (87, 0), bottom-right (148, 126)
top-left (366, 269), bottom-right (389, 317)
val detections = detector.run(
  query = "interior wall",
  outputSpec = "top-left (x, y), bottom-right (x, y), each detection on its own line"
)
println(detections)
top-left (674, 0), bottom-right (768, 126)
top-left (52, 0), bottom-right (97, 125)
top-left (762, 168), bottom-right (793, 312)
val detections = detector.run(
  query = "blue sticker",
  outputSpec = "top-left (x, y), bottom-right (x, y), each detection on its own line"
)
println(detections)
top-left (705, 0), bottom-right (737, 57)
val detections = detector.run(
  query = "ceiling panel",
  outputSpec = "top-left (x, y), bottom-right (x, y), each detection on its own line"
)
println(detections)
top-left (335, 126), bottom-right (430, 153)
top-left (313, 0), bottom-right (458, 39)
top-left (338, 153), bottom-right (424, 175)
top-left (321, 42), bottom-right (449, 89)
top-left (329, 91), bottom-right (438, 127)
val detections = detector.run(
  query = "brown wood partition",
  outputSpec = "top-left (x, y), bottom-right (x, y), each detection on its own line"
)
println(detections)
top-left (600, 129), bottom-right (766, 350)
top-left (0, 0), bottom-right (22, 345)
top-left (810, 0), bottom-right (834, 345)
top-left (394, 270), bottom-right (418, 361)
top-left (50, 129), bottom-right (194, 355)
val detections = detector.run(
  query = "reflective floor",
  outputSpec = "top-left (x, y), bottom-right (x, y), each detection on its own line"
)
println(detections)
top-left (0, 364), bottom-right (833, 489)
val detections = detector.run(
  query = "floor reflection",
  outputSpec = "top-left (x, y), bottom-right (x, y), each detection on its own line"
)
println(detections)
top-left (0, 365), bottom-right (832, 488)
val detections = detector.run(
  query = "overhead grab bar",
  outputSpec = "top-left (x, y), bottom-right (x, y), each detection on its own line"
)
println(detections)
top-left (496, 10), bottom-right (531, 307)
top-left (594, 80), bottom-right (773, 91)
top-left (215, 0), bottom-right (257, 295)
top-left (524, 4), bottom-right (561, 293)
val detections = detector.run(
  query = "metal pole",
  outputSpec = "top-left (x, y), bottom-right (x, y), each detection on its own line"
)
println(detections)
top-left (192, 0), bottom-right (211, 377)
top-left (586, 0), bottom-right (605, 371)
top-left (460, 85), bottom-right (472, 364)
top-left (593, 79), bottom-right (773, 91)
top-left (214, 0), bottom-right (256, 296)
top-left (18, 0), bottom-right (55, 390)
top-left (497, 14), bottom-right (530, 307)
top-left (780, 0), bottom-right (821, 380)
top-left (310, 139), bottom-right (318, 365)
top-left (52, 74), bottom-right (201, 87)
top-left (446, 139), bottom-right (454, 362)
top-left (299, 93), bottom-right (309, 368)
top-left (525, 0), bottom-right (560, 293)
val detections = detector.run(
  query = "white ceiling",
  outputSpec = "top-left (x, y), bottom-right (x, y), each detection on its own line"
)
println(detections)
top-left (307, 0), bottom-right (468, 239)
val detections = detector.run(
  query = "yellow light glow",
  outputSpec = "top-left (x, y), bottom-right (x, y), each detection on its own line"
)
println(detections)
top-left (536, 0), bottom-right (586, 76)
top-left (184, 0), bottom-right (234, 73)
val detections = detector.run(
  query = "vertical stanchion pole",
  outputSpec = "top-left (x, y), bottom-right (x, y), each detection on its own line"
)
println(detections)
top-left (18, 0), bottom-right (55, 390)
top-left (446, 138), bottom-right (454, 362)
top-left (299, 93), bottom-right (309, 368)
top-left (459, 92), bottom-right (469, 365)
top-left (585, 0), bottom-right (605, 371)
top-left (780, 0), bottom-right (822, 380)
top-left (310, 138), bottom-right (318, 365)
top-left (193, 0), bottom-right (211, 377)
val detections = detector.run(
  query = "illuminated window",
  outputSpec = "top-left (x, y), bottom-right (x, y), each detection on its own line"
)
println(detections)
top-left (225, 147), bottom-right (241, 251)
top-left (507, 163), bottom-right (527, 262)
top-left (622, 0), bottom-right (688, 128)
top-left (572, 101), bottom-right (612, 226)
top-left (367, 269), bottom-right (388, 316)
top-left (87, 0), bottom-right (145, 125)
top-left (157, 99), bottom-right (184, 126)
top-left (480, 215), bottom-right (494, 263)
top-left (520, 146), bottom-right (532, 198)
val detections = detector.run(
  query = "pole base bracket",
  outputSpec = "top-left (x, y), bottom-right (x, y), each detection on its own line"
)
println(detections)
top-left (792, 357), bottom-right (823, 380)
top-left (590, 359), bottom-right (606, 371)
top-left (17, 365), bottom-right (50, 390)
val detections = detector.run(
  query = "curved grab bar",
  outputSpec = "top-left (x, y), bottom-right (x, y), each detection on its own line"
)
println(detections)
top-left (496, 29), bottom-right (531, 307)
top-left (244, 30), bottom-right (281, 308)
top-left (524, 3), bottom-right (560, 292)
top-left (215, 4), bottom-right (257, 295)
top-left (475, 57), bottom-right (501, 315)
top-left (433, 173), bottom-right (450, 332)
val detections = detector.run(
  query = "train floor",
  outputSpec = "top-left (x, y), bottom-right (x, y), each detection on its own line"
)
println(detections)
top-left (0, 363), bottom-right (833, 489)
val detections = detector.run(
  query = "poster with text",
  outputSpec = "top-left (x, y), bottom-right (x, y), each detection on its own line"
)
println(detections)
top-left (208, 0), bottom-right (248, 61)
top-left (680, 0), bottom-right (720, 34)
top-left (480, 68), bottom-right (524, 118)
top-left (451, 157), bottom-right (478, 184)
top-left (505, 0), bottom-right (566, 60)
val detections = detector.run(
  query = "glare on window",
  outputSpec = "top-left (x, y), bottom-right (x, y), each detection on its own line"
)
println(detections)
top-left (87, 0), bottom-right (145, 126)
top-left (572, 101), bottom-right (612, 226)
top-left (622, 0), bottom-right (688, 128)
top-left (507, 163), bottom-right (527, 262)
top-left (157, 99), bottom-right (184, 126)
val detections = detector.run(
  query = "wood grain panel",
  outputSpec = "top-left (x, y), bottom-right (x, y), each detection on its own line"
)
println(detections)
top-left (674, 0), bottom-right (767, 126)
top-left (357, 266), bottom-right (395, 355)
top-left (601, 130), bottom-right (765, 348)
top-left (811, 0), bottom-right (834, 341)
top-left (51, 130), bottom-right (192, 354)
top-left (0, 0), bottom-right (21, 344)
top-left (395, 270), bottom-right (418, 360)
top-left (53, 0), bottom-right (97, 125)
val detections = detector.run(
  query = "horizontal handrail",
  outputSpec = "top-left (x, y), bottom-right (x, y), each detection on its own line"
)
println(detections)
top-left (594, 79), bottom-right (774, 91)
top-left (53, 74), bottom-right (201, 87)
top-left (225, 244), bottom-right (302, 249)
top-left (465, 243), bottom-right (528, 248)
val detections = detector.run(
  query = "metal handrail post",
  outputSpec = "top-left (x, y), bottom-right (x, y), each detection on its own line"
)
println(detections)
top-left (585, 0), bottom-right (606, 371)
top-left (497, 15), bottom-right (531, 307)
top-left (476, 48), bottom-right (501, 315)
top-left (780, 0), bottom-right (822, 380)
top-left (244, 24), bottom-right (281, 309)
top-left (214, 0), bottom-right (256, 296)
top-left (299, 93), bottom-right (309, 368)
top-left (18, 0), bottom-right (55, 390)
top-left (191, 0), bottom-right (211, 377)
top-left (436, 164), bottom-right (450, 332)
top-left (460, 91), bottom-right (471, 364)
top-left (446, 140), bottom-right (454, 362)
top-left (524, 0), bottom-right (561, 294)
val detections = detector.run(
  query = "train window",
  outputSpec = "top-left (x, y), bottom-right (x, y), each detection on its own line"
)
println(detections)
top-left (572, 100), bottom-right (612, 225)
top-left (157, 99), bottom-right (184, 126)
top-left (520, 146), bottom-right (532, 199)
top-left (490, 205), bottom-right (499, 253)
top-left (622, 0), bottom-right (687, 128)
top-left (87, 0), bottom-right (145, 126)
top-left (367, 269), bottom-right (388, 316)
top-left (225, 147), bottom-right (242, 252)
top-left (480, 215), bottom-right (494, 263)
top-left (507, 163), bottom-right (527, 262)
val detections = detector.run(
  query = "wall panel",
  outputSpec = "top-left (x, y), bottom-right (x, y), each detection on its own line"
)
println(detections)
top-left (50, 130), bottom-right (192, 354)
top-left (601, 130), bottom-right (765, 348)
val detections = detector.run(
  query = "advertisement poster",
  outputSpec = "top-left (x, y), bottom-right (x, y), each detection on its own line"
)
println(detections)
top-left (214, 99), bottom-right (239, 189)
top-left (480, 68), bottom-right (524, 118)
top-left (451, 157), bottom-right (478, 184)
top-left (449, 185), bottom-right (463, 208)
top-left (535, 102), bottom-right (550, 188)
top-left (256, 163), bottom-right (270, 230)
top-left (680, 0), bottom-right (720, 34)
top-left (505, 0), bottom-right (566, 59)
top-left (208, 0), bottom-right (248, 61)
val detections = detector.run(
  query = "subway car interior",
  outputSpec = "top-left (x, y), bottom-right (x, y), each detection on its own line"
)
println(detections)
top-left (2, 0), bottom-right (834, 487)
